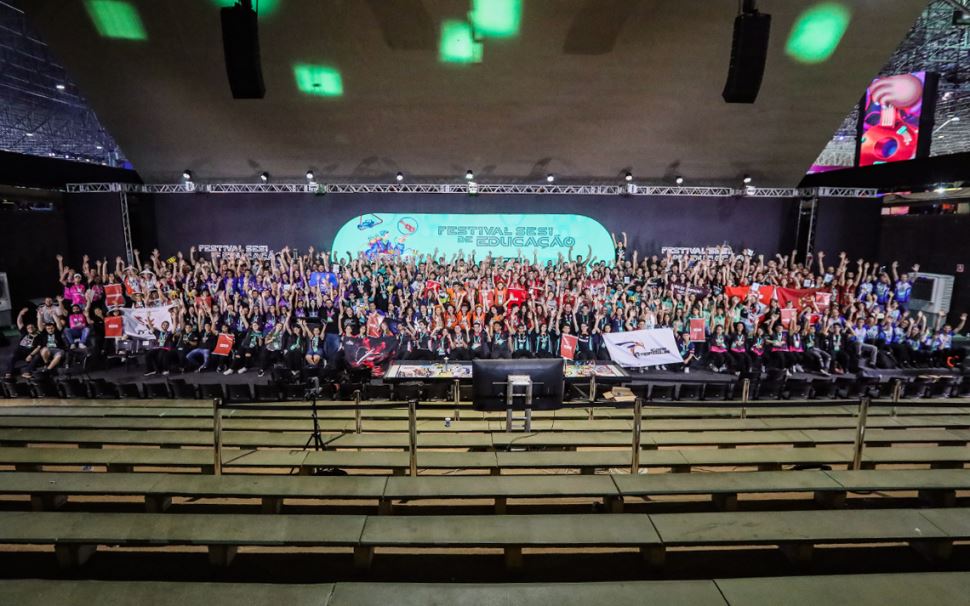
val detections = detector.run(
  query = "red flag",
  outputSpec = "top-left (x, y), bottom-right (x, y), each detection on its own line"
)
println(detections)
top-left (105, 283), bottom-right (124, 308)
top-left (213, 334), bottom-right (234, 356)
top-left (725, 285), bottom-right (774, 306)
top-left (105, 316), bottom-right (123, 338)
top-left (724, 286), bottom-right (749, 301)
top-left (777, 287), bottom-right (817, 311)
top-left (814, 291), bottom-right (832, 312)
top-left (689, 318), bottom-right (706, 342)
top-left (780, 308), bottom-right (797, 327)
top-left (506, 287), bottom-right (528, 307)
top-left (560, 333), bottom-right (577, 360)
top-left (366, 312), bottom-right (383, 338)
top-left (424, 280), bottom-right (441, 296)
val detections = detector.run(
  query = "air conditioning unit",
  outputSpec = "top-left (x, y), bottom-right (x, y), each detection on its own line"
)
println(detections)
top-left (908, 272), bottom-right (954, 316)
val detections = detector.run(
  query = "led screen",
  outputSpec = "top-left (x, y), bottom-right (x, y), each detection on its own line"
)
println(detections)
top-left (858, 72), bottom-right (926, 166)
top-left (332, 213), bottom-right (614, 265)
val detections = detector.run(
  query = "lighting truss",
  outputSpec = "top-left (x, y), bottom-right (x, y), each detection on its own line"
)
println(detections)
top-left (65, 182), bottom-right (881, 197)
top-left (0, 1), bottom-right (126, 166)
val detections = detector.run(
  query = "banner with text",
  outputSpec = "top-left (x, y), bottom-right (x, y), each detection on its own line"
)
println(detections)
top-left (603, 328), bottom-right (684, 368)
top-left (332, 213), bottom-right (615, 265)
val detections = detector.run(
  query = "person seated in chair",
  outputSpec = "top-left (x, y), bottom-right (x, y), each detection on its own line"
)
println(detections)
top-left (228, 317), bottom-right (263, 375)
top-left (23, 322), bottom-right (67, 378)
top-left (6, 309), bottom-right (41, 379)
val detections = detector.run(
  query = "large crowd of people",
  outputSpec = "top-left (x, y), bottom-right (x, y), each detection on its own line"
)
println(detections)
top-left (4, 237), bottom-right (967, 382)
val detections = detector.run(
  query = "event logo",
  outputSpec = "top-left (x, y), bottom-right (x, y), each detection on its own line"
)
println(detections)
top-left (397, 216), bottom-right (418, 235)
top-left (615, 340), bottom-right (671, 358)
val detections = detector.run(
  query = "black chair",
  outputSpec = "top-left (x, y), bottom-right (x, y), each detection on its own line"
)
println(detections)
top-left (115, 382), bottom-right (142, 399)
top-left (226, 383), bottom-right (253, 403)
top-left (702, 383), bottom-right (729, 401)
top-left (833, 377), bottom-right (855, 398)
top-left (57, 378), bottom-right (89, 399)
top-left (810, 380), bottom-right (836, 400)
top-left (754, 380), bottom-right (784, 400)
top-left (845, 378), bottom-right (877, 399)
top-left (199, 383), bottom-right (226, 401)
top-left (254, 383), bottom-right (281, 402)
top-left (424, 382), bottom-right (452, 401)
top-left (928, 377), bottom-right (958, 399)
top-left (2, 380), bottom-right (32, 399)
top-left (784, 378), bottom-right (812, 400)
top-left (902, 378), bottom-right (932, 399)
top-left (87, 378), bottom-right (119, 399)
top-left (394, 382), bottom-right (424, 402)
top-left (283, 382), bottom-right (308, 401)
top-left (366, 383), bottom-right (392, 400)
top-left (29, 377), bottom-right (60, 398)
top-left (168, 379), bottom-right (199, 399)
top-left (337, 382), bottom-right (364, 401)
top-left (650, 384), bottom-right (676, 401)
top-left (143, 382), bottom-right (172, 399)
top-left (677, 383), bottom-right (703, 401)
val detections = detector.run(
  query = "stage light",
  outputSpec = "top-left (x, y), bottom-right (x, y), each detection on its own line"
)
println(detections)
top-left (55, 84), bottom-right (66, 91)
top-left (675, 176), bottom-right (684, 185)
top-left (182, 170), bottom-right (192, 181)
top-left (305, 170), bottom-right (314, 181)
top-left (743, 175), bottom-right (752, 184)
top-left (624, 172), bottom-right (633, 182)
top-left (293, 64), bottom-right (343, 97)
top-left (95, 145), bottom-right (103, 150)
top-left (935, 185), bottom-right (946, 194)
top-left (260, 172), bottom-right (269, 182)
top-left (546, 174), bottom-right (555, 183)
top-left (396, 172), bottom-right (405, 181)
top-left (439, 20), bottom-right (484, 64)
top-left (465, 169), bottom-right (474, 180)
top-left (84, 0), bottom-right (147, 41)
top-left (785, 3), bottom-right (851, 64)
top-left (469, 0), bottom-right (522, 38)
top-left (25, 133), bottom-right (34, 137)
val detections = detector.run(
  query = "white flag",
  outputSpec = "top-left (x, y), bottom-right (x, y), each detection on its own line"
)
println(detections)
top-left (603, 328), bottom-right (684, 368)
top-left (121, 305), bottom-right (174, 340)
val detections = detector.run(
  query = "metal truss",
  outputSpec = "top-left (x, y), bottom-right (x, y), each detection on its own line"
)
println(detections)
top-left (0, 1), bottom-right (125, 166)
top-left (65, 182), bottom-right (881, 198)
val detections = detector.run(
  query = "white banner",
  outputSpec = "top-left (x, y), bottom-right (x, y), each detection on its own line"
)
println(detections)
top-left (121, 305), bottom-right (175, 340)
top-left (603, 328), bottom-right (684, 368)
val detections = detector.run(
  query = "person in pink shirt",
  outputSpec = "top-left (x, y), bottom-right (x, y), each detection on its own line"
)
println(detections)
top-left (63, 304), bottom-right (90, 349)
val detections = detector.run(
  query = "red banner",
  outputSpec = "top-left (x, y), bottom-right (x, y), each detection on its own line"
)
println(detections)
top-left (776, 287), bottom-right (818, 311)
top-left (213, 334), bottom-right (234, 356)
top-left (814, 291), bottom-right (832, 312)
top-left (725, 285), bottom-right (774, 306)
top-left (689, 318), bottom-right (706, 342)
top-left (506, 287), bottom-right (528, 308)
top-left (105, 283), bottom-right (124, 308)
top-left (560, 333), bottom-right (577, 360)
top-left (105, 316), bottom-right (123, 338)
top-left (780, 308), bottom-right (797, 327)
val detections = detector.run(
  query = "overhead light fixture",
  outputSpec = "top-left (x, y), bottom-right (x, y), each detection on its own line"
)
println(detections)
top-left (465, 169), bottom-right (474, 180)
top-left (468, 181), bottom-right (479, 195)
top-left (305, 170), bottom-right (314, 181)
top-left (260, 172), bottom-right (269, 182)
top-left (95, 144), bottom-right (103, 150)
top-left (546, 174), bottom-right (555, 183)
top-left (624, 172), bottom-right (633, 182)
top-left (743, 175), bottom-right (753, 184)
top-left (56, 84), bottom-right (66, 91)
top-left (25, 132), bottom-right (34, 137)
top-left (396, 172), bottom-right (405, 182)
top-left (182, 170), bottom-right (193, 181)
top-left (675, 176), bottom-right (684, 185)
top-left (935, 185), bottom-right (946, 194)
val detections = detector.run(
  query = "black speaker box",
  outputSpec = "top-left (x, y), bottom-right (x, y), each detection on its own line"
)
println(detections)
top-left (722, 11), bottom-right (771, 104)
top-left (221, 3), bottom-right (265, 99)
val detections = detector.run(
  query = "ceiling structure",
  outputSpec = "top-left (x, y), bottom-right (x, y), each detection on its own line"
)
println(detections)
top-left (19, 0), bottom-right (929, 186)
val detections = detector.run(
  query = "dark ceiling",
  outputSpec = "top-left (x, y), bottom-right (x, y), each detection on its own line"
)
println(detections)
top-left (23, 0), bottom-right (927, 185)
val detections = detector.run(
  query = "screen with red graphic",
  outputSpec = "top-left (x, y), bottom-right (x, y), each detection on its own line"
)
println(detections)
top-left (857, 71), bottom-right (936, 167)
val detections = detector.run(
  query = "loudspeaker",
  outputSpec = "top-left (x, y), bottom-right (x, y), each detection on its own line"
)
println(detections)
top-left (722, 11), bottom-right (771, 104)
top-left (220, 2), bottom-right (265, 99)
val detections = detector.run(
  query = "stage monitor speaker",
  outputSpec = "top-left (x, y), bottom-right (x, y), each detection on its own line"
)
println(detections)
top-left (220, 1), bottom-right (265, 99)
top-left (722, 11), bottom-right (771, 104)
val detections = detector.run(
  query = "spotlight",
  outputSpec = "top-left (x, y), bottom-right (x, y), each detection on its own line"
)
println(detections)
top-left (675, 176), bottom-right (684, 185)
top-left (182, 170), bottom-right (193, 181)
top-left (260, 172), bottom-right (269, 182)
top-left (95, 145), bottom-right (103, 150)
top-left (742, 175), bottom-right (752, 184)
top-left (55, 84), bottom-right (66, 91)
top-left (624, 172), bottom-right (633, 182)
top-left (396, 172), bottom-right (404, 182)
top-left (465, 169), bottom-right (474, 180)
top-left (935, 185), bottom-right (946, 194)
top-left (546, 174), bottom-right (555, 183)
top-left (305, 170), bottom-right (314, 181)
top-left (26, 132), bottom-right (34, 137)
